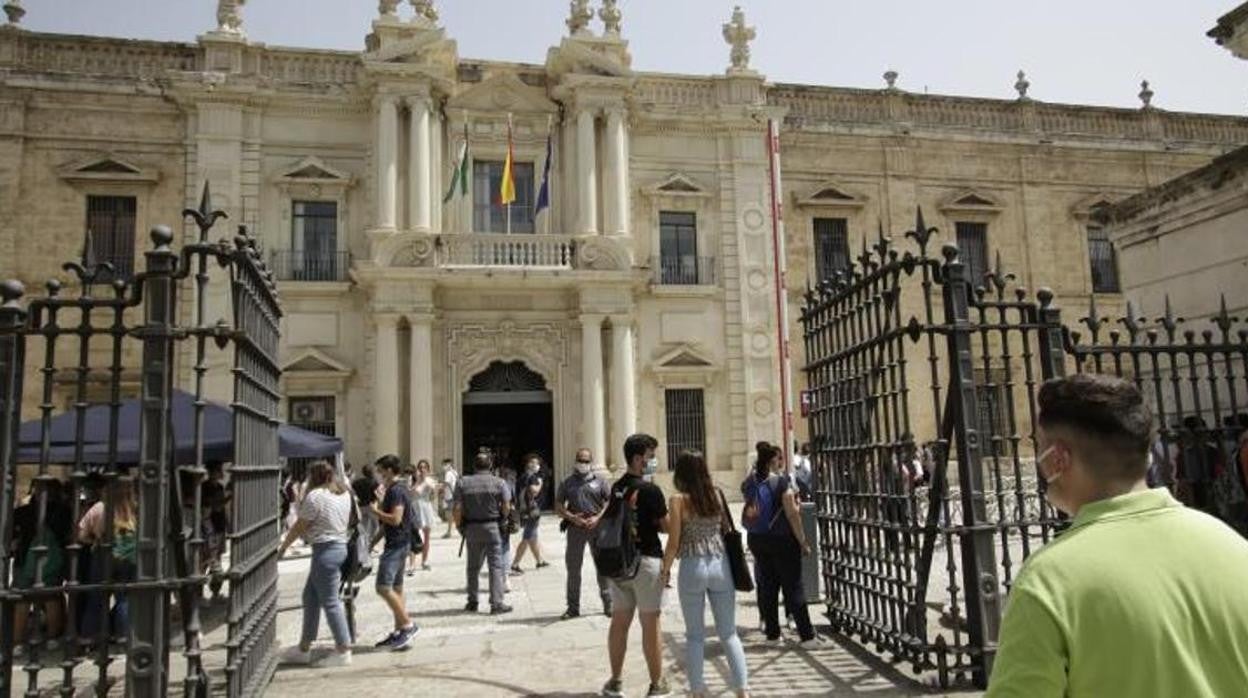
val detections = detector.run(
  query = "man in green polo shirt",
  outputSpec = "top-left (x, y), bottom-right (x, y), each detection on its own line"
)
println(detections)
top-left (987, 374), bottom-right (1248, 697)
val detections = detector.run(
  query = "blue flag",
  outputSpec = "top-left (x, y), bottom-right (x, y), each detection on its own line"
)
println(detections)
top-left (535, 128), bottom-right (553, 216)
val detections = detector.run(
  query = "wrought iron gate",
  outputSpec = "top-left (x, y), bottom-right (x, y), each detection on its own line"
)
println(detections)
top-left (0, 184), bottom-right (283, 697)
top-left (800, 210), bottom-right (1248, 689)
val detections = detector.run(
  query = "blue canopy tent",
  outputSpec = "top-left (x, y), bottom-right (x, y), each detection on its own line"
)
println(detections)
top-left (15, 390), bottom-right (341, 465)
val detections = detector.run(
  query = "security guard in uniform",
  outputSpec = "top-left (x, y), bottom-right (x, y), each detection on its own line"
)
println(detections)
top-left (556, 447), bottom-right (612, 619)
top-left (453, 452), bottom-right (513, 615)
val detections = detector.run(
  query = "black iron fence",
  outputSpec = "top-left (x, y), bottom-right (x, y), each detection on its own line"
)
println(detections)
top-left (0, 185), bottom-right (283, 697)
top-left (800, 211), bottom-right (1248, 689)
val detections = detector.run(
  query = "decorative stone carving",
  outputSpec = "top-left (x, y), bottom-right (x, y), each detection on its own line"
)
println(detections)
top-left (3, 0), bottom-right (24, 25)
top-left (411, 0), bottom-right (438, 25)
top-left (1015, 70), bottom-right (1030, 101)
top-left (883, 70), bottom-right (898, 90)
top-left (449, 322), bottom-right (569, 393)
top-left (577, 236), bottom-right (630, 271)
top-left (722, 6), bottom-right (756, 74)
top-left (378, 0), bottom-right (400, 18)
top-left (567, 0), bottom-right (594, 37)
top-left (216, 0), bottom-right (245, 35)
top-left (599, 0), bottom-right (622, 36)
top-left (1139, 80), bottom-right (1154, 109)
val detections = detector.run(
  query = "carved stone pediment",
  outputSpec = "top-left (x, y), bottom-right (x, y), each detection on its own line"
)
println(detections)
top-left (643, 172), bottom-right (712, 199)
top-left (1071, 191), bottom-right (1121, 221)
top-left (447, 72), bottom-right (559, 115)
top-left (940, 188), bottom-right (1003, 214)
top-left (58, 153), bottom-right (160, 185)
top-left (275, 156), bottom-right (354, 188)
top-left (284, 348), bottom-right (353, 376)
top-left (648, 343), bottom-right (720, 386)
top-left (794, 179), bottom-right (867, 209)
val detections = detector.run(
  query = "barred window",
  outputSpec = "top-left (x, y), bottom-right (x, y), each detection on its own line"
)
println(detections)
top-left (1087, 226), bottom-right (1120, 293)
top-left (813, 217), bottom-right (850, 282)
top-left (955, 222), bottom-right (989, 288)
top-left (973, 368), bottom-right (1009, 457)
top-left (291, 201), bottom-right (338, 280)
top-left (289, 396), bottom-right (336, 436)
top-left (664, 388), bottom-right (706, 469)
top-left (659, 211), bottom-right (700, 284)
top-left (85, 195), bottom-right (137, 280)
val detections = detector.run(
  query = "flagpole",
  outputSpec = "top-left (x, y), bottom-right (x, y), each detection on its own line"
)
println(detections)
top-left (506, 113), bottom-right (513, 235)
top-left (544, 114), bottom-right (553, 236)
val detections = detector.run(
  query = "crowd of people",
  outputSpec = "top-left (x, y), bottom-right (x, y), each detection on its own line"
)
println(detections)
top-left (6, 462), bottom-right (231, 657)
top-left (275, 433), bottom-right (830, 697)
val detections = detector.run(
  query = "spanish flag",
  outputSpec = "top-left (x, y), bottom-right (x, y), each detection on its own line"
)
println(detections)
top-left (499, 114), bottom-right (516, 206)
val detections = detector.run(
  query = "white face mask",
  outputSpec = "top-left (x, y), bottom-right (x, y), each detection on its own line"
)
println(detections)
top-left (1037, 445), bottom-right (1064, 485)
top-left (574, 459), bottom-right (592, 475)
top-left (644, 457), bottom-right (659, 475)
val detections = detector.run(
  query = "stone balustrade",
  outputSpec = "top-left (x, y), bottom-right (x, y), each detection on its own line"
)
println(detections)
top-left (437, 234), bottom-right (576, 269)
top-left (261, 49), bottom-right (361, 85)
top-left (8, 33), bottom-right (199, 77)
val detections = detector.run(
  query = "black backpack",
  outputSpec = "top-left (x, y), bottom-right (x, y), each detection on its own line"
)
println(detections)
top-left (592, 483), bottom-right (641, 581)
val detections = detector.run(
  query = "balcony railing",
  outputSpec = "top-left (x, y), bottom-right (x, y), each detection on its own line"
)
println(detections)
top-left (270, 250), bottom-right (351, 282)
top-left (439, 234), bottom-right (575, 269)
top-left (651, 256), bottom-right (716, 286)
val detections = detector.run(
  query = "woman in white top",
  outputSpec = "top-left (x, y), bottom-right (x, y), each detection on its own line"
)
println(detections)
top-left (410, 459), bottom-right (439, 571)
top-left (279, 460), bottom-right (354, 667)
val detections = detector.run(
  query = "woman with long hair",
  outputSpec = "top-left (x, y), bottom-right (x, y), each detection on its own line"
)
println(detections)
top-left (78, 475), bottom-right (138, 641)
top-left (411, 459), bottom-right (438, 571)
top-left (279, 460), bottom-right (354, 667)
top-left (742, 441), bottom-right (815, 644)
top-left (511, 453), bottom-right (550, 572)
top-left (661, 450), bottom-right (750, 697)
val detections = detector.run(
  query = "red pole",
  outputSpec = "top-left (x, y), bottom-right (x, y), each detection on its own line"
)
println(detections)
top-left (766, 118), bottom-right (795, 471)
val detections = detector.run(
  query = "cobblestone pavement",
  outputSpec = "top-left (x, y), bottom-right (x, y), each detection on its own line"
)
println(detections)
top-left (266, 518), bottom-right (983, 697)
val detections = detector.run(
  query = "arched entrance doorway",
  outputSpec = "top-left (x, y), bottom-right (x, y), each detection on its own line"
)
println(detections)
top-left (462, 360), bottom-right (554, 508)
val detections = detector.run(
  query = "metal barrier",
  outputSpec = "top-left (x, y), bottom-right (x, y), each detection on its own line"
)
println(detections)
top-left (799, 210), bottom-right (1248, 689)
top-left (0, 184), bottom-right (283, 697)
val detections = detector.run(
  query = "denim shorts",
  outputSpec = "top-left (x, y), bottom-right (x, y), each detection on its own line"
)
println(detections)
top-left (375, 545), bottom-right (406, 591)
top-left (521, 517), bottom-right (540, 541)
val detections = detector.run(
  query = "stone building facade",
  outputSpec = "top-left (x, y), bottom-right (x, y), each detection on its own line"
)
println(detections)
top-left (2, 2), bottom-right (1247, 484)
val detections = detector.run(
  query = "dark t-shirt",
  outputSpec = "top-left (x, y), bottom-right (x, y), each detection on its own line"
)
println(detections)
top-left (351, 475), bottom-right (379, 507)
top-left (380, 482), bottom-right (411, 550)
top-left (611, 473), bottom-right (668, 558)
top-left (13, 500), bottom-right (72, 562)
top-left (741, 473), bottom-right (793, 537)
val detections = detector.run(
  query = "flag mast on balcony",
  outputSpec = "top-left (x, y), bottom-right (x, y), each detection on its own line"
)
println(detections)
top-left (500, 112), bottom-right (517, 235)
top-left (536, 115), bottom-right (554, 235)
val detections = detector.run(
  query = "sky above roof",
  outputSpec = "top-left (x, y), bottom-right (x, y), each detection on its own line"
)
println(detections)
top-left (22, 0), bottom-right (1246, 115)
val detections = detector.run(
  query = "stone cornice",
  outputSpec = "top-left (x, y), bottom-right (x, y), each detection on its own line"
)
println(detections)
top-left (1100, 143), bottom-right (1248, 225)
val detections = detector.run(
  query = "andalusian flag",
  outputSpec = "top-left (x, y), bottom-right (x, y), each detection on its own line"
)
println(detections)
top-left (499, 114), bottom-right (516, 206)
top-left (443, 121), bottom-right (469, 203)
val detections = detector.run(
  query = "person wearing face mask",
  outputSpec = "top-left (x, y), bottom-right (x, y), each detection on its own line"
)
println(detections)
top-left (511, 453), bottom-right (550, 572)
top-left (556, 447), bottom-right (613, 620)
top-left (987, 374), bottom-right (1248, 698)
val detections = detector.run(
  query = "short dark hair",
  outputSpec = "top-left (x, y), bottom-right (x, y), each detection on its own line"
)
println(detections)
top-left (473, 452), bottom-right (493, 473)
top-left (375, 454), bottom-right (402, 475)
top-left (1037, 374), bottom-right (1153, 480)
top-left (623, 433), bottom-right (659, 465)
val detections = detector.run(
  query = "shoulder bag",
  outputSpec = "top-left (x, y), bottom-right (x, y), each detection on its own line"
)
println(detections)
top-left (717, 488), bottom-right (754, 593)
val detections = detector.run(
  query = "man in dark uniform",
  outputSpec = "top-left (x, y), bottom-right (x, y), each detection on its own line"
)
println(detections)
top-left (556, 447), bottom-right (612, 620)
top-left (453, 452), bottom-right (513, 615)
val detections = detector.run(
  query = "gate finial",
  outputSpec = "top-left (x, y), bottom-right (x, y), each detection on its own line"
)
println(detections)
top-left (62, 228), bottom-right (115, 289)
top-left (184, 181), bottom-right (228, 241)
top-left (0, 279), bottom-right (23, 308)
top-left (905, 206), bottom-right (938, 255)
top-left (985, 250), bottom-right (1014, 299)
top-left (1158, 295), bottom-right (1183, 338)
top-left (1213, 294), bottom-right (1235, 334)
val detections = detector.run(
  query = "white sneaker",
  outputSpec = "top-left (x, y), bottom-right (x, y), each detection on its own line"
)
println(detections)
top-left (280, 645), bottom-right (311, 665)
top-left (798, 637), bottom-right (823, 649)
top-left (316, 650), bottom-right (352, 668)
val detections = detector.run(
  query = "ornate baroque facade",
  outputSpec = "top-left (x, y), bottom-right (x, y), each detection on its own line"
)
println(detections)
top-left (2, 3), bottom-right (1247, 482)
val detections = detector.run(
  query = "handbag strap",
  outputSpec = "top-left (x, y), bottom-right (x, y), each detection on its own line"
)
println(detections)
top-left (716, 488), bottom-right (737, 534)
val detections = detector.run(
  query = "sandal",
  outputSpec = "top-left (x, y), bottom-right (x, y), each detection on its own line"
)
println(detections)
top-left (509, 565), bottom-right (525, 575)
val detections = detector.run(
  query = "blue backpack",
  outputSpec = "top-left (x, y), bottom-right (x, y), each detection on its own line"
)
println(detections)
top-left (741, 475), bottom-right (786, 535)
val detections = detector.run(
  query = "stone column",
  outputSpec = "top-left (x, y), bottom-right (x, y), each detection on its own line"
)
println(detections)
top-left (375, 94), bottom-right (399, 231)
top-left (604, 107), bottom-right (629, 236)
top-left (580, 313), bottom-right (606, 463)
top-left (373, 314), bottom-right (401, 456)
top-left (609, 315), bottom-right (637, 456)
top-left (408, 95), bottom-right (432, 233)
top-left (576, 108), bottom-right (599, 235)
top-left (431, 108), bottom-right (443, 234)
top-left (408, 313), bottom-right (434, 461)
